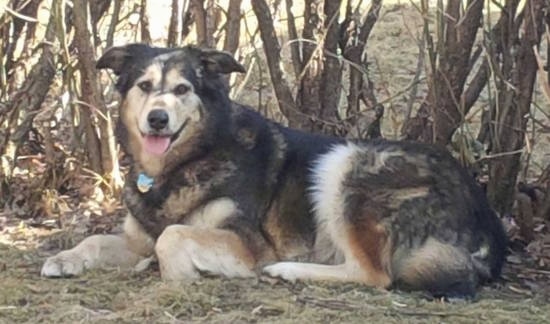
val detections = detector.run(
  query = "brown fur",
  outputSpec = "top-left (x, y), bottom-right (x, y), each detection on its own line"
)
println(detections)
top-left (347, 220), bottom-right (392, 287)
top-left (155, 225), bottom-right (256, 281)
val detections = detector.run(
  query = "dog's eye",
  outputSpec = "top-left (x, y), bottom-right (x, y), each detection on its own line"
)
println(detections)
top-left (173, 84), bottom-right (189, 96)
top-left (137, 81), bottom-right (153, 93)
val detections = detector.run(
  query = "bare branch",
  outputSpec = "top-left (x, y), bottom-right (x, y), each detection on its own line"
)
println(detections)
top-left (251, 0), bottom-right (301, 126)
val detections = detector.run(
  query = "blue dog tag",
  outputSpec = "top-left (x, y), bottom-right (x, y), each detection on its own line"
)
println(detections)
top-left (137, 173), bottom-right (154, 193)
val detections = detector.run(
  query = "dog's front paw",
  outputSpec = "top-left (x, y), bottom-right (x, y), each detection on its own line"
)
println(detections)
top-left (262, 262), bottom-right (300, 283)
top-left (41, 250), bottom-right (87, 277)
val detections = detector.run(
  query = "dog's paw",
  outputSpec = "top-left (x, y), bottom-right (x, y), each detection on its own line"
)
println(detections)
top-left (41, 250), bottom-right (87, 277)
top-left (133, 255), bottom-right (155, 273)
top-left (262, 262), bottom-right (300, 283)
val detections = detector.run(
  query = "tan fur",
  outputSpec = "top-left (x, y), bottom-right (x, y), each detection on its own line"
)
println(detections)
top-left (40, 197), bottom-right (238, 278)
top-left (386, 187), bottom-right (429, 208)
top-left (123, 63), bottom-right (206, 176)
top-left (123, 213), bottom-right (155, 256)
top-left (41, 213), bottom-right (158, 277)
top-left (157, 161), bottom-right (236, 223)
top-left (394, 238), bottom-right (473, 286)
top-left (184, 197), bottom-right (238, 228)
top-left (155, 225), bottom-right (256, 280)
top-left (262, 199), bottom-right (311, 261)
top-left (263, 262), bottom-right (364, 283)
top-left (40, 233), bottom-right (147, 277)
top-left (160, 185), bottom-right (210, 222)
top-left (346, 222), bottom-right (392, 287)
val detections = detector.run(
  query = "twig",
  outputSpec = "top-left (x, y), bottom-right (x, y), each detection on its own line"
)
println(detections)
top-left (0, 305), bottom-right (17, 310)
top-left (3, 6), bottom-right (38, 22)
top-left (164, 311), bottom-right (185, 323)
top-left (476, 149), bottom-right (524, 162)
top-left (390, 309), bottom-right (470, 317)
top-left (404, 34), bottom-right (425, 125)
top-left (297, 295), bottom-right (471, 318)
top-left (296, 295), bottom-right (365, 311)
top-left (73, 99), bottom-right (108, 121)
top-left (533, 45), bottom-right (550, 105)
top-left (522, 268), bottom-right (550, 276)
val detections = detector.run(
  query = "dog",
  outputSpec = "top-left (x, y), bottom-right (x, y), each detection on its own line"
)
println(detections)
top-left (41, 43), bottom-right (507, 298)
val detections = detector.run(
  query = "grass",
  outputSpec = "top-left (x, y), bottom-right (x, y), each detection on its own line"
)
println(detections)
top-left (1, 237), bottom-right (549, 324)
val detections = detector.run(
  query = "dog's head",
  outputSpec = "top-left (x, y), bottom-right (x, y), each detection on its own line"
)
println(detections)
top-left (96, 44), bottom-right (245, 176)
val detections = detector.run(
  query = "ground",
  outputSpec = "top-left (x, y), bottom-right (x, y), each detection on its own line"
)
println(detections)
top-left (0, 218), bottom-right (549, 324)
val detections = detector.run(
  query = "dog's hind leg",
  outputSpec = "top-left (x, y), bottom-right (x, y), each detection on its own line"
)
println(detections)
top-left (41, 214), bottom-right (154, 277)
top-left (262, 222), bottom-right (392, 287)
top-left (262, 144), bottom-right (392, 287)
top-left (392, 238), bottom-right (480, 299)
top-left (155, 225), bottom-right (256, 281)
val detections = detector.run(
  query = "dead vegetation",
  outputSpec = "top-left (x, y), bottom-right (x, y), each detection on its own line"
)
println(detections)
top-left (2, 198), bottom-right (546, 324)
top-left (0, 228), bottom-right (550, 323)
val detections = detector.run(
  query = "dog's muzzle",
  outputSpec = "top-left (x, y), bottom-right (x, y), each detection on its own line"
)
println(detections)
top-left (141, 110), bottom-right (188, 156)
top-left (142, 109), bottom-right (171, 155)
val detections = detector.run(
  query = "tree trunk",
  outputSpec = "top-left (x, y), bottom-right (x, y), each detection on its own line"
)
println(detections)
top-left (342, 0), bottom-right (382, 125)
top-left (317, 0), bottom-right (342, 134)
top-left (205, 0), bottom-right (220, 46)
top-left (73, 0), bottom-right (121, 189)
top-left (285, 0), bottom-right (302, 77)
top-left (106, 0), bottom-right (122, 48)
top-left (296, 0), bottom-right (323, 131)
top-left (180, 0), bottom-right (194, 43)
top-left (0, 5), bottom-right (57, 204)
top-left (251, 0), bottom-right (302, 127)
top-left (167, 0), bottom-right (180, 47)
top-left (191, 0), bottom-right (208, 47)
top-left (89, 0), bottom-right (111, 44)
top-left (487, 0), bottom-right (547, 215)
top-left (223, 0), bottom-right (242, 54)
top-left (140, 0), bottom-right (152, 43)
top-left (424, 0), bottom-right (484, 145)
top-left (1, 0), bottom-right (41, 96)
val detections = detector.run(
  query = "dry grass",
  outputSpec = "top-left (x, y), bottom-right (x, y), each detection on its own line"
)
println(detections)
top-left (1, 228), bottom-right (550, 324)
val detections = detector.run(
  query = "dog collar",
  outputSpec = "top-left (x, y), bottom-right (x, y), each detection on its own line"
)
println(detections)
top-left (137, 173), bottom-right (154, 193)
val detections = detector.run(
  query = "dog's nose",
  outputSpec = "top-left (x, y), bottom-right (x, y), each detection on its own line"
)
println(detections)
top-left (147, 109), bottom-right (169, 130)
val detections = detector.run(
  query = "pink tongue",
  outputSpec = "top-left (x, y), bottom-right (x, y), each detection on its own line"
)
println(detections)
top-left (143, 135), bottom-right (171, 155)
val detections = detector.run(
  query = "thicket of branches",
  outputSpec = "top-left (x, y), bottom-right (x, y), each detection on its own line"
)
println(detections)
top-left (0, 0), bottom-right (549, 242)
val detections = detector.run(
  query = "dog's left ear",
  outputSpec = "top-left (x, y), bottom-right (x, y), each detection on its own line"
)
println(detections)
top-left (200, 50), bottom-right (246, 75)
top-left (96, 44), bottom-right (166, 75)
top-left (96, 45), bottom-right (135, 75)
